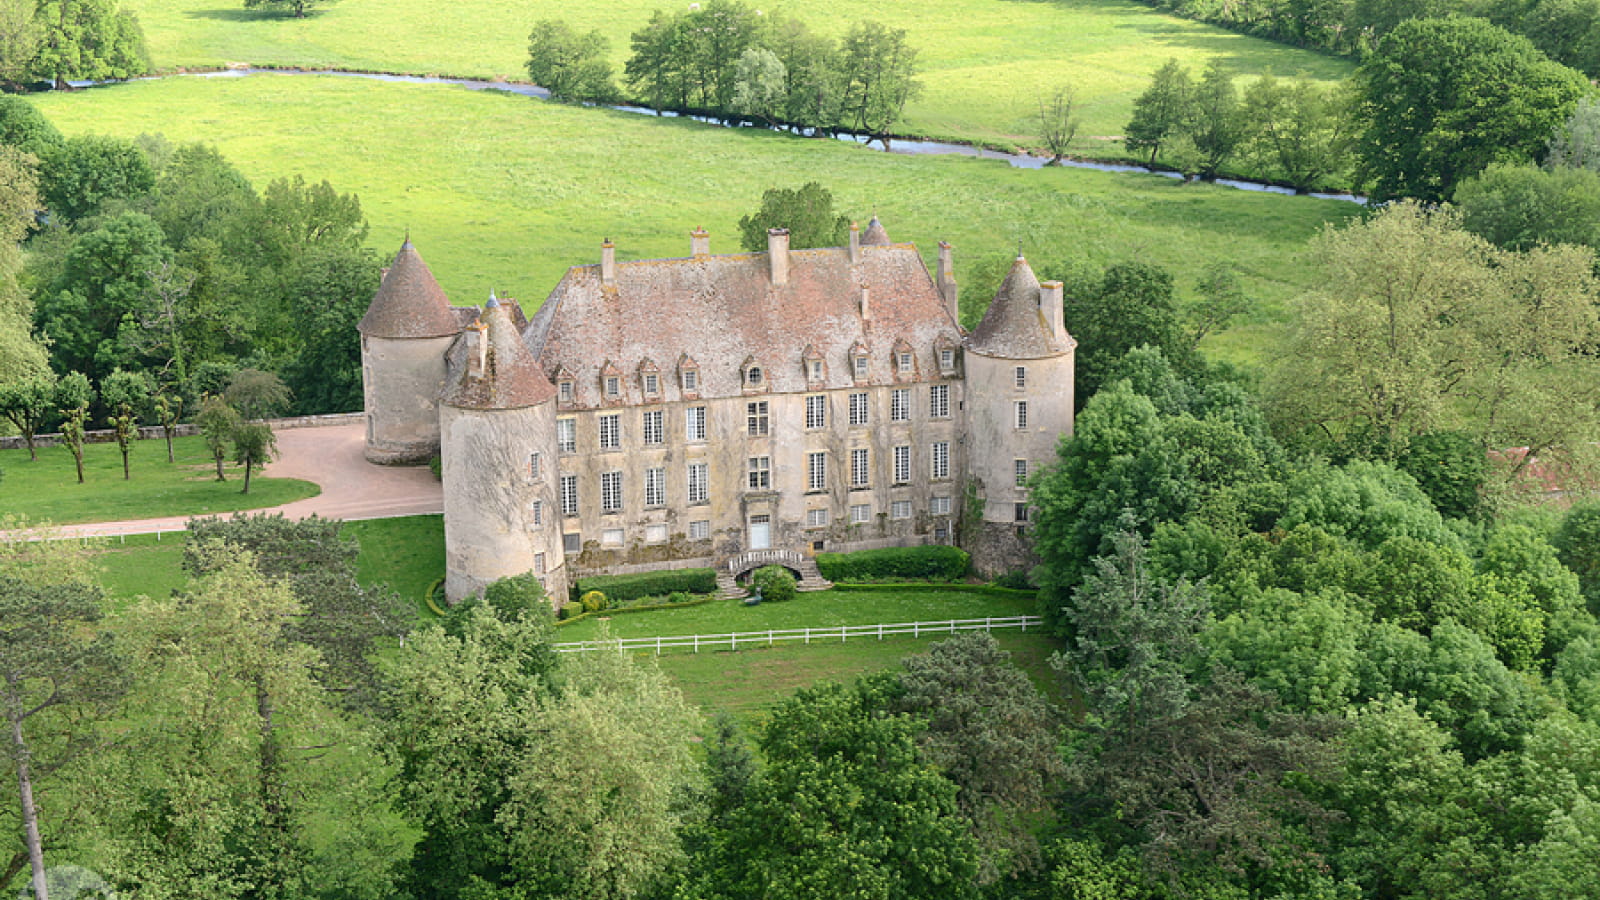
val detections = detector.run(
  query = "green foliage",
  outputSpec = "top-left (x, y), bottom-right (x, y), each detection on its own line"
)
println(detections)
top-left (31, 0), bottom-right (148, 88)
top-left (243, 0), bottom-right (321, 18)
top-left (575, 568), bottom-right (717, 605)
top-left (837, 20), bottom-right (922, 145)
top-left (1455, 161), bottom-right (1600, 251)
top-left (525, 19), bottom-right (617, 103)
top-left (813, 545), bottom-right (970, 582)
top-left (0, 95), bottom-right (62, 159)
top-left (1240, 74), bottom-right (1356, 193)
top-left (580, 589), bottom-right (608, 613)
top-left (1057, 261), bottom-right (1195, 405)
top-left (1395, 430), bottom-right (1488, 520)
top-left (736, 181), bottom-right (849, 252)
top-left (224, 366), bottom-right (290, 419)
top-left (278, 243), bottom-right (380, 414)
top-left (0, 370), bottom-right (56, 460)
top-left (40, 133), bottom-right (154, 225)
top-left (1125, 58), bottom-right (1192, 166)
top-left (230, 420), bottom-right (276, 494)
top-left (751, 564), bottom-right (797, 603)
top-left (1546, 95), bottom-right (1600, 171)
top-left (1556, 502), bottom-right (1600, 612)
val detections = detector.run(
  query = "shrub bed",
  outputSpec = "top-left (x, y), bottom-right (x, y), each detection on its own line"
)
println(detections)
top-left (574, 568), bottom-right (719, 605)
top-left (815, 545), bottom-right (971, 583)
top-left (829, 582), bottom-right (1037, 598)
top-left (554, 592), bottom-right (714, 627)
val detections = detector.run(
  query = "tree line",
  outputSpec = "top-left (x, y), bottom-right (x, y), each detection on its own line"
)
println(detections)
top-left (0, 0), bottom-right (147, 90)
top-left (526, 0), bottom-right (923, 148)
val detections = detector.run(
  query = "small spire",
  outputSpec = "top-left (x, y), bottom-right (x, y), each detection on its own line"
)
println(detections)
top-left (487, 289), bottom-right (499, 308)
top-left (1016, 239), bottom-right (1024, 259)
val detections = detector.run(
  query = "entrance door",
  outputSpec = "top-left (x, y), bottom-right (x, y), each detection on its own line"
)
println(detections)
top-left (748, 515), bottom-right (771, 550)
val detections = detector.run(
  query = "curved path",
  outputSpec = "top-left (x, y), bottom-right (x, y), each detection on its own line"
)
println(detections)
top-left (27, 423), bottom-right (444, 540)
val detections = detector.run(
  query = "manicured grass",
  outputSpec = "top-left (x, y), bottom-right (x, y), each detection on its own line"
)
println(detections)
top-left (30, 76), bottom-right (1356, 346)
top-left (123, 0), bottom-right (1349, 150)
top-left (345, 514), bottom-right (445, 614)
top-left (92, 532), bottom-right (187, 603)
top-left (0, 434), bottom-right (319, 525)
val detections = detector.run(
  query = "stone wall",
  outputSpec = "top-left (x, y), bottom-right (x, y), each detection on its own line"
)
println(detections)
top-left (0, 412), bottom-right (364, 451)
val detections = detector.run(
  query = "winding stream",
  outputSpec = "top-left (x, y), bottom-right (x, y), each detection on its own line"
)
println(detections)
top-left (130, 67), bottom-right (1365, 204)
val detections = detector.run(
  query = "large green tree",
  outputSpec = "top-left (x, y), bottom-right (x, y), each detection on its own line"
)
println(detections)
top-left (32, 0), bottom-right (147, 89)
top-left (1124, 58), bottom-right (1192, 167)
top-left (1240, 74), bottom-right (1355, 193)
top-left (836, 20), bottom-right (921, 149)
top-left (736, 181), bottom-right (850, 251)
top-left (525, 19), bottom-right (616, 103)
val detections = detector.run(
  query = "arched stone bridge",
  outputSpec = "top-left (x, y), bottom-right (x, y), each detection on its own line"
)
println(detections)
top-left (716, 548), bottom-right (832, 598)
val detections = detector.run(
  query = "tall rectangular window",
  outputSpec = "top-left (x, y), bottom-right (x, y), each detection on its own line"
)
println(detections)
top-left (850, 448), bottom-right (869, 487)
top-left (805, 395), bottom-right (827, 429)
top-left (530, 499), bottom-right (544, 527)
top-left (687, 462), bottom-right (709, 504)
top-left (601, 471), bottom-right (623, 512)
top-left (940, 348), bottom-right (955, 371)
top-left (528, 451), bottom-right (542, 480)
top-left (893, 445), bottom-right (910, 484)
top-left (1015, 458), bottom-right (1029, 486)
top-left (644, 373), bottom-right (659, 396)
top-left (642, 410), bottom-right (664, 445)
top-left (931, 496), bottom-right (952, 515)
top-left (808, 452), bottom-right (827, 492)
top-left (682, 368), bottom-right (698, 392)
top-left (1015, 502), bottom-right (1029, 523)
top-left (747, 401), bottom-right (769, 436)
top-left (598, 413), bottom-right (621, 450)
top-left (850, 503), bottom-right (871, 524)
top-left (930, 384), bottom-right (949, 418)
top-left (604, 375), bottom-right (620, 398)
top-left (891, 388), bottom-right (910, 422)
top-left (748, 456), bottom-right (771, 490)
top-left (645, 467), bottom-right (665, 507)
top-left (535, 552), bottom-right (546, 573)
top-left (1015, 366), bottom-right (1027, 388)
top-left (558, 381), bottom-right (573, 403)
top-left (806, 508), bottom-right (829, 527)
top-left (1014, 400), bottom-right (1028, 429)
top-left (848, 392), bottom-right (869, 426)
top-left (688, 520), bottom-right (710, 540)
top-left (891, 500), bottom-right (912, 519)
top-left (685, 406), bottom-right (706, 442)
top-left (560, 474), bottom-right (578, 516)
top-left (853, 355), bottom-right (868, 379)
top-left (557, 418), bottom-right (576, 454)
top-left (931, 441), bottom-right (950, 479)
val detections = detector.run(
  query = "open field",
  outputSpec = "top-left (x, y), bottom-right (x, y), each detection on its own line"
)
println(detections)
top-left (30, 75), bottom-right (1356, 357)
top-left (123, 0), bottom-right (1350, 149)
top-left (0, 434), bottom-right (319, 524)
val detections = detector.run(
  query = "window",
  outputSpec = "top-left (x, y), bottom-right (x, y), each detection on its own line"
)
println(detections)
top-left (598, 413), bottom-right (621, 450)
top-left (848, 392), bottom-right (869, 426)
top-left (939, 348), bottom-right (955, 371)
top-left (1015, 458), bottom-right (1029, 486)
top-left (931, 441), bottom-right (950, 479)
top-left (557, 418), bottom-right (576, 454)
top-left (746, 366), bottom-right (764, 387)
top-left (601, 527), bottom-right (624, 546)
top-left (929, 384), bottom-right (949, 418)
top-left (682, 368), bottom-right (698, 392)
top-left (748, 456), bottom-right (771, 490)
top-left (563, 532), bottom-right (581, 553)
top-left (747, 401), bottom-right (769, 436)
top-left (1014, 400), bottom-right (1028, 429)
top-left (806, 508), bottom-right (829, 527)
top-left (529, 499), bottom-right (544, 527)
top-left (645, 467), bottom-right (665, 507)
top-left (893, 445), bottom-right (910, 484)
top-left (604, 375), bottom-right (620, 398)
top-left (809, 360), bottom-right (824, 381)
top-left (528, 451), bottom-right (542, 480)
top-left (898, 351), bottom-right (913, 372)
top-left (643, 373), bottom-right (659, 396)
top-left (808, 452), bottom-right (827, 492)
top-left (688, 520), bottom-right (710, 540)
top-left (534, 552), bottom-right (546, 574)
top-left (891, 388), bottom-right (910, 422)
top-left (601, 471), bottom-right (623, 512)
top-left (931, 496), bottom-right (952, 515)
top-left (853, 354), bottom-right (868, 379)
top-left (686, 406), bottom-right (706, 442)
top-left (850, 448), bottom-right (869, 487)
top-left (560, 475), bottom-right (578, 516)
top-left (850, 503), bottom-right (872, 524)
top-left (642, 409), bottom-right (664, 445)
top-left (646, 523), bottom-right (668, 544)
top-left (805, 395), bottom-right (827, 429)
top-left (1014, 366), bottom-right (1027, 389)
top-left (687, 462), bottom-right (709, 505)
top-left (558, 380), bottom-right (573, 403)
top-left (1015, 502), bottom-right (1029, 523)
top-left (891, 500), bottom-right (912, 519)
top-left (934, 525), bottom-right (949, 542)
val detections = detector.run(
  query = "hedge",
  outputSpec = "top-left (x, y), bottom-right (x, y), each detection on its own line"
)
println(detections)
top-left (574, 568), bottom-right (719, 605)
top-left (828, 582), bottom-right (1037, 599)
top-left (554, 592), bottom-right (714, 628)
top-left (815, 545), bottom-right (971, 582)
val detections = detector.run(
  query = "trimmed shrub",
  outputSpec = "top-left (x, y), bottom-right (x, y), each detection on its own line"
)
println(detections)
top-left (576, 568), bottom-right (718, 605)
top-left (751, 565), bottom-right (797, 602)
top-left (580, 590), bottom-right (608, 613)
top-left (444, 573), bottom-right (552, 635)
top-left (993, 568), bottom-right (1036, 590)
top-left (815, 545), bottom-right (971, 582)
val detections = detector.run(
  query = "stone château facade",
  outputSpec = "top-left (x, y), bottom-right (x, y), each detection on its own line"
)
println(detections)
top-left (358, 219), bottom-right (1076, 604)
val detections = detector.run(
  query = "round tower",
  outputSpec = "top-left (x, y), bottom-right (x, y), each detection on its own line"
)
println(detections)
top-left (358, 239), bottom-right (464, 464)
top-left (439, 296), bottom-right (566, 605)
top-left (963, 255), bottom-right (1076, 573)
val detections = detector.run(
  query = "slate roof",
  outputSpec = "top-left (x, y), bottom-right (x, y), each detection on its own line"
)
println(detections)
top-left (359, 240), bottom-right (464, 338)
top-left (442, 298), bottom-right (557, 410)
top-left (966, 256), bottom-right (1074, 359)
top-left (525, 237), bottom-right (963, 407)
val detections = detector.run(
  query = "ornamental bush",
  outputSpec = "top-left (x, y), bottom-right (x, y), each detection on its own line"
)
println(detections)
top-left (576, 568), bottom-right (718, 605)
top-left (752, 565), bottom-right (797, 603)
top-left (815, 545), bottom-right (971, 582)
top-left (580, 590), bottom-right (608, 613)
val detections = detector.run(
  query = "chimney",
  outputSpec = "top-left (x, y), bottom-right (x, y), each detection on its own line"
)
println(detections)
top-left (691, 227), bottom-right (710, 257)
top-left (1040, 280), bottom-right (1065, 340)
top-left (768, 228), bottom-right (789, 286)
top-left (848, 221), bottom-right (861, 264)
top-left (601, 239), bottom-right (616, 286)
top-left (859, 287), bottom-right (870, 320)
top-left (469, 318), bottom-right (488, 378)
top-left (937, 241), bottom-right (959, 323)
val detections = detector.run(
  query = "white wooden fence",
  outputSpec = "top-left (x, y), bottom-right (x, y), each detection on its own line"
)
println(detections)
top-left (554, 615), bottom-right (1045, 654)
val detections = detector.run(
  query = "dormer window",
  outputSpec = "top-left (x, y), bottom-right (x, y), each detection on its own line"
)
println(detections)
top-left (604, 375), bottom-right (620, 398)
top-left (742, 356), bottom-right (769, 392)
top-left (552, 364), bottom-right (576, 405)
top-left (644, 373), bottom-right (659, 396)
top-left (748, 367), bottom-right (763, 386)
top-left (558, 380), bottom-right (574, 403)
top-left (638, 358), bottom-right (661, 398)
top-left (938, 345), bottom-right (958, 374)
top-left (802, 345), bottom-right (826, 384)
top-left (892, 338), bottom-right (915, 378)
top-left (679, 354), bottom-right (700, 394)
top-left (849, 342), bottom-right (870, 382)
top-left (600, 360), bottom-right (623, 401)
top-left (810, 361), bottom-right (824, 380)
top-left (898, 351), bottom-right (912, 371)
top-left (854, 356), bottom-right (867, 379)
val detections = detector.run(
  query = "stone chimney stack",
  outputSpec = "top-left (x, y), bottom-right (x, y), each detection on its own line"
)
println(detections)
top-left (937, 241), bottom-right (959, 323)
top-left (768, 228), bottom-right (789, 286)
top-left (691, 227), bottom-right (710, 257)
top-left (601, 239), bottom-right (616, 286)
top-left (469, 318), bottom-right (488, 379)
top-left (848, 221), bottom-right (861, 264)
top-left (859, 287), bottom-right (870, 320)
top-left (1040, 280), bottom-right (1065, 340)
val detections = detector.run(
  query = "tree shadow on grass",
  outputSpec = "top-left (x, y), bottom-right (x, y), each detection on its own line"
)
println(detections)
top-left (183, 7), bottom-right (327, 21)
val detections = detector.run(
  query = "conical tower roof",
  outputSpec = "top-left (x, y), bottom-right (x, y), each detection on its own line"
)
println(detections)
top-left (358, 239), bottom-right (462, 338)
top-left (967, 256), bottom-right (1072, 358)
top-left (442, 297), bottom-right (557, 410)
top-left (860, 216), bottom-right (892, 246)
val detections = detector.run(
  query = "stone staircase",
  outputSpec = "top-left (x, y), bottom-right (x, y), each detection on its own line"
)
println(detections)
top-left (717, 548), bottom-right (832, 599)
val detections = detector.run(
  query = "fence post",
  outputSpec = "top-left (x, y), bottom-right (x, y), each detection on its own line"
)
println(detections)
top-left (768, 630), bottom-right (773, 647)
top-left (878, 623), bottom-right (883, 640)
top-left (694, 634), bottom-right (699, 653)
top-left (656, 636), bottom-right (661, 655)
top-left (805, 627), bottom-right (810, 644)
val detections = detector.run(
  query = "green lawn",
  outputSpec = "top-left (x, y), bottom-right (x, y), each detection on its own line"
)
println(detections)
top-left (30, 76), bottom-right (1355, 346)
top-left (124, 0), bottom-right (1350, 150)
top-left (0, 434), bottom-right (318, 525)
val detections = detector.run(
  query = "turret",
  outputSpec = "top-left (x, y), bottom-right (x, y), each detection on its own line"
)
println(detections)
top-left (358, 239), bottom-right (464, 464)
top-left (439, 295), bottom-right (565, 605)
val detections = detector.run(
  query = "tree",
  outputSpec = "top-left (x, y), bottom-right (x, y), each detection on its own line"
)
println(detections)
top-left (1036, 84), bottom-right (1081, 165)
top-left (0, 0), bottom-right (40, 90)
top-left (152, 388), bottom-right (180, 463)
top-left (1546, 94), bottom-right (1600, 171)
top-left (243, 0), bottom-right (320, 18)
top-left (54, 372), bottom-right (90, 485)
top-left (278, 244), bottom-right (379, 415)
top-left (837, 20), bottom-right (922, 149)
top-left (224, 367), bottom-right (290, 421)
top-left (1187, 60), bottom-right (1245, 181)
top-left (39, 133), bottom-right (153, 225)
top-left (1125, 58), bottom-right (1192, 167)
top-left (100, 366), bottom-right (148, 481)
top-left (1556, 503), bottom-right (1600, 611)
top-left (731, 47), bottom-right (787, 126)
top-left (736, 181), bottom-right (850, 251)
top-left (31, 0), bottom-right (147, 89)
top-left (625, 9), bottom-right (695, 112)
top-left (195, 393), bottom-right (238, 481)
top-left (1057, 259), bottom-right (1194, 405)
top-left (770, 15), bottom-right (841, 136)
top-left (1454, 161), bottom-right (1600, 251)
top-left (1354, 16), bottom-right (1590, 202)
top-left (525, 19), bottom-right (617, 103)
top-left (0, 97), bottom-right (60, 161)
top-left (231, 421), bottom-right (275, 494)
top-left (0, 373), bottom-right (56, 461)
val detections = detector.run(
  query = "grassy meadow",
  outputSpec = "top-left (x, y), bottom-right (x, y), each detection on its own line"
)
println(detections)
top-left (122, 0), bottom-right (1351, 149)
top-left (30, 75), bottom-right (1357, 360)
